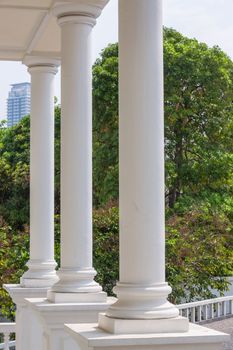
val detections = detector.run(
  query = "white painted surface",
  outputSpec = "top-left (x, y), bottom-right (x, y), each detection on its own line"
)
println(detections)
top-left (0, 341), bottom-right (15, 350)
top-left (50, 2), bottom-right (108, 299)
top-left (98, 314), bottom-right (189, 335)
top-left (3, 285), bottom-right (48, 350)
top-left (0, 323), bottom-right (15, 350)
top-left (0, 1), bottom-right (57, 60)
top-left (104, 0), bottom-right (179, 323)
top-left (26, 297), bottom-right (116, 350)
top-left (20, 57), bottom-right (59, 288)
top-left (65, 322), bottom-right (230, 350)
top-left (178, 295), bottom-right (233, 323)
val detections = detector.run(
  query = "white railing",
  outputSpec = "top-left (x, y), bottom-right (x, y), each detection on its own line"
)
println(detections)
top-left (178, 296), bottom-right (233, 323)
top-left (0, 341), bottom-right (15, 350)
top-left (0, 323), bottom-right (16, 350)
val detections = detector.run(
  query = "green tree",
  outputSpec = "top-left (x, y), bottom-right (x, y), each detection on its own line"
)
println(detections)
top-left (0, 116), bottom-right (30, 228)
top-left (54, 105), bottom-right (61, 215)
top-left (92, 30), bottom-right (233, 210)
top-left (93, 43), bottom-right (119, 207)
top-left (0, 106), bottom-right (61, 227)
top-left (164, 28), bottom-right (233, 208)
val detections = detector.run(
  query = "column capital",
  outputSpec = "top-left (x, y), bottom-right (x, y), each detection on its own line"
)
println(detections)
top-left (52, 0), bottom-right (109, 20)
top-left (23, 55), bottom-right (60, 74)
top-left (57, 15), bottom-right (96, 28)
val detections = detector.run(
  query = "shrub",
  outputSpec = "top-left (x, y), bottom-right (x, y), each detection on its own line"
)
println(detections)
top-left (166, 206), bottom-right (233, 303)
top-left (93, 207), bottom-right (119, 295)
top-left (1, 206), bottom-right (232, 320)
top-left (0, 225), bottom-right (29, 320)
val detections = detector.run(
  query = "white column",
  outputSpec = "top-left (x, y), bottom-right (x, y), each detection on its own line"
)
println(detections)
top-left (99, 0), bottom-right (187, 333)
top-left (48, 2), bottom-right (108, 303)
top-left (21, 56), bottom-right (59, 287)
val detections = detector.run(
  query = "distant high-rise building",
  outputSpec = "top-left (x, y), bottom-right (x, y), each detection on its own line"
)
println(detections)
top-left (7, 82), bottom-right (31, 127)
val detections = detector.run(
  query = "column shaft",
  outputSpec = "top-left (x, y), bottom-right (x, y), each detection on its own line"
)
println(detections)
top-left (104, 0), bottom-right (179, 320)
top-left (60, 19), bottom-right (93, 270)
top-left (49, 13), bottom-right (104, 299)
top-left (30, 67), bottom-right (56, 261)
top-left (119, 0), bottom-right (165, 284)
top-left (21, 60), bottom-right (59, 287)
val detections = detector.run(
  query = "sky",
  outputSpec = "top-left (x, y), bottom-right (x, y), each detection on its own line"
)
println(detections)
top-left (1, 0), bottom-right (233, 120)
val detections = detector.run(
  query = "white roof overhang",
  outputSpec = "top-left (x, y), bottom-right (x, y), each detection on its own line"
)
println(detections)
top-left (0, 0), bottom-right (109, 62)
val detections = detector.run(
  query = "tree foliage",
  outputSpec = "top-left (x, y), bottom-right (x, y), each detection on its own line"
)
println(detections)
top-left (2, 206), bottom-right (233, 320)
top-left (164, 28), bottom-right (233, 208)
top-left (0, 225), bottom-right (29, 320)
top-left (0, 117), bottom-right (30, 228)
top-left (166, 206), bottom-right (233, 303)
top-left (92, 30), bottom-right (233, 209)
top-left (93, 43), bottom-right (119, 207)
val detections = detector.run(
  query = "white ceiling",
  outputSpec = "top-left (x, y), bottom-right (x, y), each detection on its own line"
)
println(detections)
top-left (0, 0), bottom-right (110, 61)
top-left (0, 0), bottom-right (62, 61)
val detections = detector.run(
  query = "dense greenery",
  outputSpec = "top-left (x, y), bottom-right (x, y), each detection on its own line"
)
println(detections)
top-left (166, 206), bottom-right (233, 303)
top-left (164, 28), bottom-right (233, 208)
top-left (92, 29), bottom-right (233, 209)
top-left (1, 28), bottom-right (233, 320)
top-left (93, 43), bottom-right (119, 207)
top-left (0, 225), bottom-right (29, 319)
top-left (0, 118), bottom-right (29, 228)
top-left (1, 206), bottom-right (232, 319)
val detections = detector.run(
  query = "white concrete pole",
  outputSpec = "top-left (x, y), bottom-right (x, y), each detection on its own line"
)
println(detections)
top-left (49, 2), bottom-right (108, 302)
top-left (21, 56), bottom-right (59, 287)
top-left (103, 0), bottom-right (179, 322)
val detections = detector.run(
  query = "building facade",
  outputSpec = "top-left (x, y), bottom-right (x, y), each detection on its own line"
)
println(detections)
top-left (7, 82), bottom-right (31, 127)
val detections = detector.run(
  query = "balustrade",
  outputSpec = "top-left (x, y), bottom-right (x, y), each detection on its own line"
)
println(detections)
top-left (178, 296), bottom-right (233, 323)
top-left (0, 323), bottom-right (15, 350)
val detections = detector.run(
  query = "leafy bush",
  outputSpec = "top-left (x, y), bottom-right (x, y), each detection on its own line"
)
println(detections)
top-left (0, 117), bottom-right (30, 229)
top-left (93, 207), bottom-right (119, 295)
top-left (0, 225), bottom-right (29, 320)
top-left (166, 206), bottom-right (233, 303)
top-left (1, 207), bottom-right (233, 320)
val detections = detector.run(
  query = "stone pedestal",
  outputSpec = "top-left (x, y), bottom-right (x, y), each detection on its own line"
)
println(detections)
top-left (65, 322), bottom-right (230, 350)
top-left (26, 297), bottom-right (116, 350)
top-left (3, 285), bottom-right (48, 350)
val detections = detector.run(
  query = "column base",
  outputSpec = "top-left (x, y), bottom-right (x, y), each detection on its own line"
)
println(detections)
top-left (98, 313), bottom-right (189, 334)
top-left (106, 282), bottom-right (179, 319)
top-left (65, 322), bottom-right (230, 350)
top-left (20, 260), bottom-right (58, 288)
top-left (50, 267), bottom-right (103, 294)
